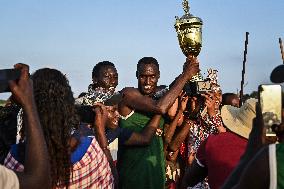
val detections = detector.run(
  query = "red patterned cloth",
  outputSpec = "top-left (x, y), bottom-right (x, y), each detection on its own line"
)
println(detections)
top-left (179, 142), bottom-right (187, 161)
top-left (4, 137), bottom-right (114, 189)
top-left (187, 113), bottom-right (223, 155)
top-left (4, 152), bottom-right (23, 172)
top-left (185, 113), bottom-right (222, 189)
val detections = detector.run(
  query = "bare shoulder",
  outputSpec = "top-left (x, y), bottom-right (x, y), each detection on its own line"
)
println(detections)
top-left (121, 87), bottom-right (139, 95)
top-left (119, 87), bottom-right (138, 116)
top-left (120, 87), bottom-right (145, 100)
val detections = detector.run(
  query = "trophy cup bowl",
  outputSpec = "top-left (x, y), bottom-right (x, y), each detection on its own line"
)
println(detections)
top-left (175, 0), bottom-right (203, 57)
top-left (175, 14), bottom-right (203, 57)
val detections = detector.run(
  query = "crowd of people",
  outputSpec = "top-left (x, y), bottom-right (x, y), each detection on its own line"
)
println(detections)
top-left (0, 55), bottom-right (283, 189)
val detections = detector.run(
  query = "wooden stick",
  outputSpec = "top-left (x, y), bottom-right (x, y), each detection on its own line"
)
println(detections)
top-left (239, 32), bottom-right (249, 107)
top-left (279, 38), bottom-right (284, 64)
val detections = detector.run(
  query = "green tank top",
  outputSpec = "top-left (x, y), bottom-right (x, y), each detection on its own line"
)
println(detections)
top-left (269, 143), bottom-right (284, 189)
top-left (117, 111), bottom-right (165, 189)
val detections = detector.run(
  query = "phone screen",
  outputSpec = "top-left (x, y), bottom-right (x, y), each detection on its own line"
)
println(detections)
top-left (196, 80), bottom-right (211, 94)
top-left (0, 69), bottom-right (21, 93)
top-left (259, 85), bottom-right (282, 136)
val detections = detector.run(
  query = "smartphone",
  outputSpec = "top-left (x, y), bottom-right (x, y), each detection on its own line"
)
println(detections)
top-left (0, 69), bottom-right (21, 93)
top-left (259, 84), bottom-right (282, 136)
top-left (196, 80), bottom-right (211, 94)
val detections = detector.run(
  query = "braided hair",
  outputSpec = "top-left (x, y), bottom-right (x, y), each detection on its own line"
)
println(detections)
top-left (32, 68), bottom-right (79, 188)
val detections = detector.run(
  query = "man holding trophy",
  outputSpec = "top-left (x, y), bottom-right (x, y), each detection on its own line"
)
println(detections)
top-left (115, 1), bottom-right (203, 186)
top-left (170, 1), bottom-right (224, 189)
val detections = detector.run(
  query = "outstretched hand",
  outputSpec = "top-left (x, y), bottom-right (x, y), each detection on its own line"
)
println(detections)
top-left (8, 63), bottom-right (34, 107)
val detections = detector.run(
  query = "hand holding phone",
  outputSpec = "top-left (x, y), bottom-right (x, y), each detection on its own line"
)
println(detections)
top-left (0, 69), bottom-right (21, 93)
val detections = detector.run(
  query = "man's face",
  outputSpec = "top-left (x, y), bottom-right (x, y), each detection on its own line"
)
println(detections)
top-left (93, 66), bottom-right (118, 90)
top-left (228, 95), bottom-right (240, 107)
top-left (137, 63), bottom-right (160, 96)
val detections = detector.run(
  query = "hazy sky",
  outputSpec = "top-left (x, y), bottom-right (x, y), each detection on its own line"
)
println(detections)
top-left (1, 0), bottom-right (284, 99)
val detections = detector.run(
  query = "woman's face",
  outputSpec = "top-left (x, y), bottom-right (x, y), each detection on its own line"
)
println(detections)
top-left (189, 96), bottom-right (198, 112)
top-left (106, 105), bottom-right (120, 129)
top-left (184, 96), bottom-right (199, 119)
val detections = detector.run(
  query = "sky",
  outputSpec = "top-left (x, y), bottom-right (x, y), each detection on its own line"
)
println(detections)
top-left (0, 0), bottom-right (284, 99)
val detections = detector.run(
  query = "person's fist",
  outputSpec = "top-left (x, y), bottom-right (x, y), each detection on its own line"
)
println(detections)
top-left (183, 56), bottom-right (200, 78)
top-left (9, 63), bottom-right (34, 107)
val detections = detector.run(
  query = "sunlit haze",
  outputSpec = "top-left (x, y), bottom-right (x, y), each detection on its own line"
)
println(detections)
top-left (1, 0), bottom-right (284, 99)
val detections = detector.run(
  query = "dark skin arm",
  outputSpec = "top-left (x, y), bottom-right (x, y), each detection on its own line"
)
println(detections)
top-left (180, 159), bottom-right (208, 189)
top-left (93, 104), bottom-right (119, 189)
top-left (95, 103), bottom-right (162, 147)
top-left (164, 93), bottom-right (188, 148)
top-left (232, 147), bottom-right (269, 189)
top-left (123, 114), bottom-right (162, 146)
top-left (168, 119), bottom-right (192, 152)
top-left (119, 56), bottom-right (199, 116)
top-left (164, 112), bottom-right (182, 148)
top-left (93, 103), bottom-right (162, 188)
top-left (9, 64), bottom-right (51, 189)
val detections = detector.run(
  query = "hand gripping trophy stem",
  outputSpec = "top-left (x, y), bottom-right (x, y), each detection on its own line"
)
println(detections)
top-left (175, 0), bottom-right (203, 81)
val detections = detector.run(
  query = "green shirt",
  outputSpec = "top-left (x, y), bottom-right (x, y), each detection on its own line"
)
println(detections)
top-left (117, 111), bottom-right (165, 189)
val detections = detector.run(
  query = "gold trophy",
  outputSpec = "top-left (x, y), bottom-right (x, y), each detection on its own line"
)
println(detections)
top-left (175, 0), bottom-right (203, 57)
top-left (175, 0), bottom-right (203, 81)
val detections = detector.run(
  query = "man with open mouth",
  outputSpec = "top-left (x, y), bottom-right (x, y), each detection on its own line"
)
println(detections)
top-left (116, 56), bottom-right (199, 189)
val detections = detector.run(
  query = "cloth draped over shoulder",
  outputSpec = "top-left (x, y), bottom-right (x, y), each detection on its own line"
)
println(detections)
top-left (75, 85), bottom-right (117, 106)
top-left (117, 111), bottom-right (165, 189)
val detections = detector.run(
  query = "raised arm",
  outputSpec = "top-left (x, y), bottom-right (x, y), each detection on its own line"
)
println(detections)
top-left (9, 64), bottom-right (51, 189)
top-left (119, 56), bottom-right (199, 115)
top-left (93, 104), bottom-right (118, 189)
top-left (155, 57), bottom-right (198, 114)
top-left (168, 119), bottom-right (192, 152)
top-left (164, 93), bottom-right (188, 147)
